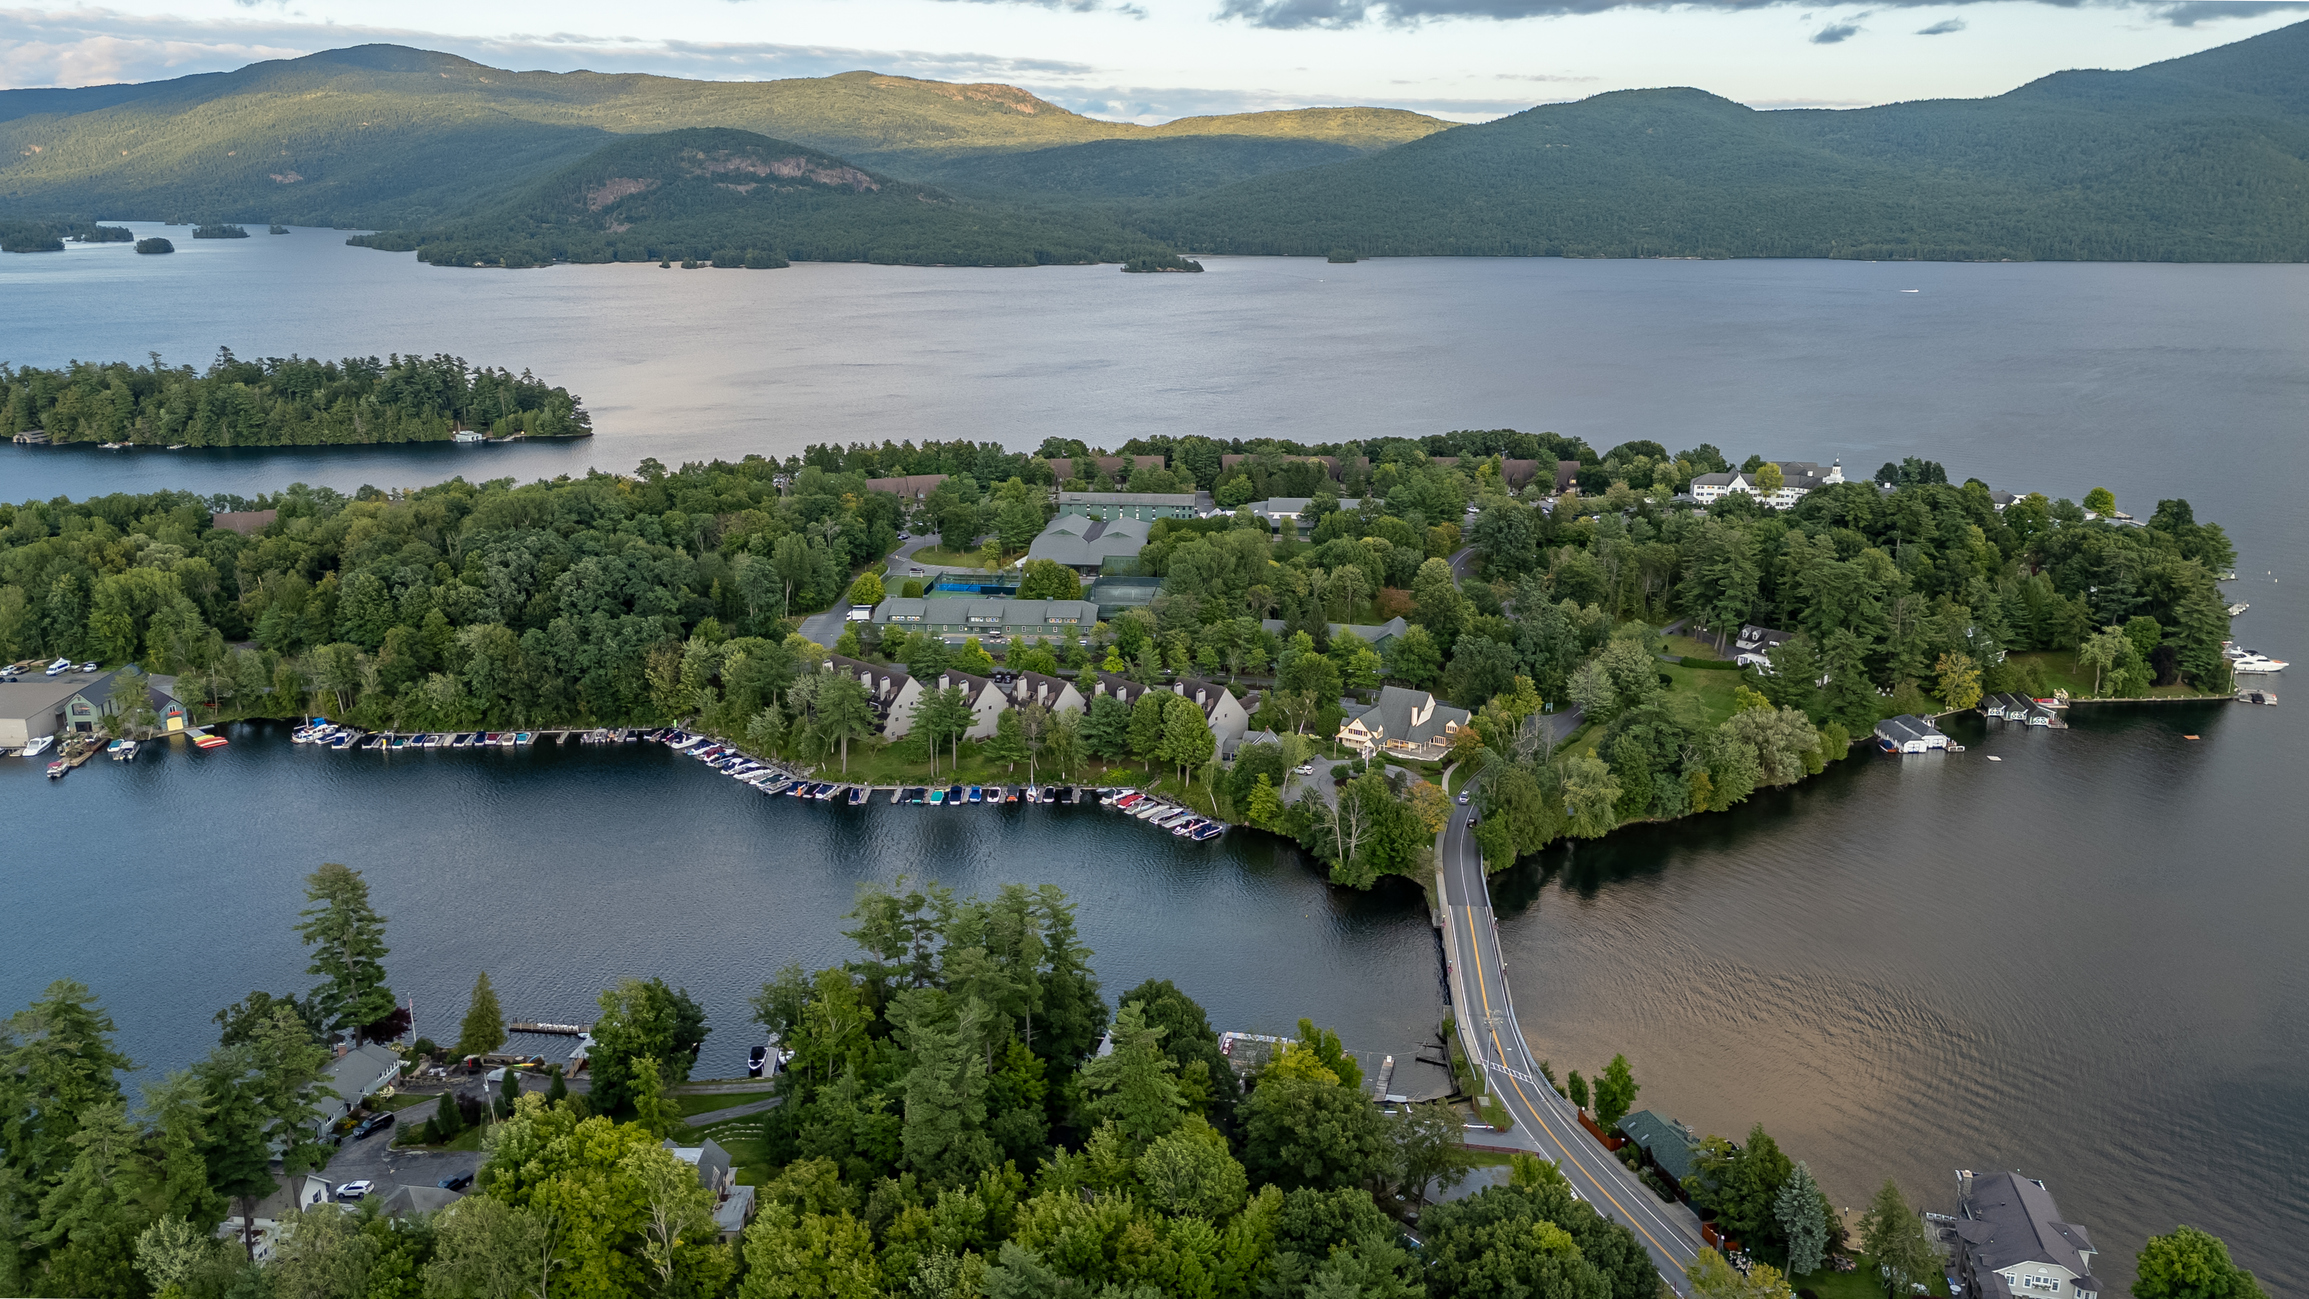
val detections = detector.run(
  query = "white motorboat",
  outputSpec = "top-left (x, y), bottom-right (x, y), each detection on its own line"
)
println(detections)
top-left (22, 735), bottom-right (55, 757)
top-left (2231, 651), bottom-right (2287, 674)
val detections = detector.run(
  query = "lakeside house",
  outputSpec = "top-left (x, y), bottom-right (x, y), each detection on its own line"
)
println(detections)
top-left (664, 1138), bottom-right (757, 1242)
top-left (1055, 491), bottom-right (1209, 521)
top-left (0, 665), bottom-right (187, 750)
top-left (1688, 460), bottom-right (1847, 510)
top-left (1004, 669), bottom-right (1086, 717)
top-left (827, 655), bottom-right (922, 738)
top-left (1729, 624), bottom-right (1794, 668)
top-left (210, 509), bottom-right (278, 535)
top-left (1947, 1171), bottom-right (2104, 1299)
top-left (1613, 1111), bottom-right (1702, 1197)
top-left (1874, 714), bottom-right (1950, 753)
top-left (1089, 672), bottom-right (1245, 748)
top-left (1027, 514), bottom-right (1152, 574)
top-left (1337, 685), bottom-right (1472, 762)
top-left (871, 596), bottom-right (1100, 642)
top-left (313, 1042), bottom-right (403, 1138)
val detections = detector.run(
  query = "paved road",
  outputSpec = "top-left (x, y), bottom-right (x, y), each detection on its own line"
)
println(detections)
top-left (1439, 751), bottom-right (1704, 1295)
top-left (683, 1095), bottom-right (785, 1127)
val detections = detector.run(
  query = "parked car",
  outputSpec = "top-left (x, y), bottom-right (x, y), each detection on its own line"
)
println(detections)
top-left (350, 1112), bottom-right (394, 1140)
top-left (78, 662), bottom-right (98, 672)
top-left (437, 1171), bottom-right (475, 1191)
top-left (335, 1180), bottom-right (375, 1201)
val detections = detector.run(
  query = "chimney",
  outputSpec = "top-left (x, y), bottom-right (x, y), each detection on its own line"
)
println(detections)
top-left (1196, 688), bottom-right (1207, 706)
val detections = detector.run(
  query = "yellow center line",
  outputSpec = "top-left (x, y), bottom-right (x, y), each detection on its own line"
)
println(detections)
top-left (1459, 906), bottom-right (1685, 1269)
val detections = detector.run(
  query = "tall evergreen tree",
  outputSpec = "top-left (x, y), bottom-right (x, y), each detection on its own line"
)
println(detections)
top-left (1776, 1162), bottom-right (1830, 1277)
top-left (457, 972), bottom-right (507, 1059)
top-left (1030, 886), bottom-right (1105, 1070)
top-left (294, 863), bottom-right (395, 1043)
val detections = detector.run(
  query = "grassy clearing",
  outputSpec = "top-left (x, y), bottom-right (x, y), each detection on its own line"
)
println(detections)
top-left (390, 1121), bottom-right (487, 1152)
top-left (2004, 649), bottom-right (2220, 701)
top-left (1659, 659), bottom-right (1749, 730)
top-left (675, 1091), bottom-right (773, 1118)
top-left (1665, 634), bottom-right (1732, 662)
top-left (1791, 1253), bottom-right (1950, 1299)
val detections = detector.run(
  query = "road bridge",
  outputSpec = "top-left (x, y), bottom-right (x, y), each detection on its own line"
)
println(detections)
top-left (1436, 748), bottom-right (1707, 1295)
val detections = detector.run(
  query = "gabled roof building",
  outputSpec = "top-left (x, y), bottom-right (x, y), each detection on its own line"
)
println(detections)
top-left (1005, 670), bottom-right (1085, 716)
top-left (827, 655), bottom-right (922, 737)
top-left (1337, 686), bottom-right (1471, 761)
top-left (1950, 1171), bottom-right (2103, 1299)
top-left (1688, 460), bottom-right (1847, 510)
top-left (1027, 514), bottom-right (1151, 573)
top-left (1874, 714), bottom-right (1950, 753)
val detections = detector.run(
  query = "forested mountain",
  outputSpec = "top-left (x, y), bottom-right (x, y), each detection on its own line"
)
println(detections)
top-left (0, 45), bottom-right (1445, 227)
top-left (355, 127), bottom-right (1173, 268)
top-left (1141, 19), bottom-right (2309, 262)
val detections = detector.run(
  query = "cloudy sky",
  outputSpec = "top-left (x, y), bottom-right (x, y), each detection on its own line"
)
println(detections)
top-left (2, 0), bottom-right (2302, 121)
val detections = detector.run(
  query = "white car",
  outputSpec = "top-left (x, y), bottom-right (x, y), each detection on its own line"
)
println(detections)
top-left (1293, 762), bottom-right (1316, 776)
top-left (335, 1180), bottom-right (375, 1201)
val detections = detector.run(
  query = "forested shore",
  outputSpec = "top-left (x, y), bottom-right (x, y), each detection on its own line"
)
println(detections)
top-left (1, 350), bottom-right (590, 447)
top-left (0, 436), bottom-right (2237, 890)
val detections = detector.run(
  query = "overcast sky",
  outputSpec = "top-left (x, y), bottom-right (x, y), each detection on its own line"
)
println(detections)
top-left (3, 0), bottom-right (2303, 121)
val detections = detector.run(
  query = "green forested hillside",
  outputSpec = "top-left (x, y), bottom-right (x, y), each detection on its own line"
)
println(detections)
top-left (0, 45), bottom-right (1444, 228)
top-left (359, 127), bottom-right (1174, 267)
top-left (1142, 20), bottom-right (2309, 261)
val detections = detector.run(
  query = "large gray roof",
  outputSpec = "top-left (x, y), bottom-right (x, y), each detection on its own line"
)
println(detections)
top-left (1027, 515), bottom-right (1150, 568)
top-left (1346, 685), bottom-right (1470, 748)
top-left (1959, 1172), bottom-right (2098, 1277)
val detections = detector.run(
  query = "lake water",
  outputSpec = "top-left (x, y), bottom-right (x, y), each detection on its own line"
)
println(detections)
top-left (3, 230), bottom-right (2306, 1292)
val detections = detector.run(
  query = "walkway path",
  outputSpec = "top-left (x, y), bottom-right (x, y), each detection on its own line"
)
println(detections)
top-left (1435, 732), bottom-right (1703, 1295)
top-left (683, 1095), bottom-right (784, 1127)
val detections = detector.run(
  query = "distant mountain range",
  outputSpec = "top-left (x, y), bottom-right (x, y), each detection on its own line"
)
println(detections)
top-left (2, 23), bottom-right (2305, 265)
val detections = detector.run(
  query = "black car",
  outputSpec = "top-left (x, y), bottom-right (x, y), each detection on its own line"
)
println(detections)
top-left (350, 1111), bottom-right (395, 1140)
top-left (436, 1171), bottom-right (475, 1191)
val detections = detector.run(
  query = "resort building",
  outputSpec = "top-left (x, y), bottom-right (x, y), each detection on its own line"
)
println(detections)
top-left (1091, 672), bottom-right (1249, 750)
top-left (871, 597), bottom-right (1100, 641)
top-left (1688, 460), bottom-right (1847, 509)
top-left (922, 668), bottom-right (1010, 739)
top-left (1243, 498), bottom-right (1369, 531)
top-left (1047, 455), bottom-right (1167, 484)
top-left (1055, 491), bottom-right (1209, 521)
top-left (827, 655), bottom-right (922, 737)
top-left (1874, 714), bottom-right (1951, 753)
top-left (864, 474), bottom-right (949, 500)
top-left (1337, 685), bottom-right (1472, 762)
top-left (0, 665), bottom-right (187, 749)
top-left (1948, 1171), bottom-right (2104, 1299)
top-left (1026, 515), bottom-right (1152, 574)
top-left (1004, 670), bottom-right (1086, 717)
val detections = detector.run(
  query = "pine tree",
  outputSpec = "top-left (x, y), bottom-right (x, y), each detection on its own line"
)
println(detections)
top-left (456, 971), bottom-right (505, 1059)
top-left (1245, 774), bottom-right (1284, 828)
top-left (1031, 885), bottom-right (1105, 1067)
top-left (1128, 692), bottom-right (1168, 760)
top-left (1859, 1179), bottom-right (1939, 1299)
top-left (1777, 1162), bottom-right (1830, 1277)
top-left (984, 708), bottom-right (1029, 773)
top-left (295, 863), bottom-right (394, 1043)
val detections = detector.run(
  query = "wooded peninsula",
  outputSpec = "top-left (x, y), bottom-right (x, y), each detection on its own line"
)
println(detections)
top-left (1, 351), bottom-right (591, 447)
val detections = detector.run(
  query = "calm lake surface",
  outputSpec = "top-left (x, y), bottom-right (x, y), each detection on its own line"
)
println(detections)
top-left (3, 230), bottom-right (2306, 1292)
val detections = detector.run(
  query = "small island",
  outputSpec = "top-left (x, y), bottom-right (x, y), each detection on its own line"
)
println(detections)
top-left (192, 223), bottom-right (250, 239)
top-left (1123, 253), bottom-right (1206, 273)
top-left (135, 236), bottom-right (175, 254)
top-left (1, 348), bottom-right (591, 446)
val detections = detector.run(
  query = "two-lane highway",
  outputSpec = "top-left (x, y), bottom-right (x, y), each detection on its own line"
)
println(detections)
top-left (1439, 760), bottom-right (1707, 1294)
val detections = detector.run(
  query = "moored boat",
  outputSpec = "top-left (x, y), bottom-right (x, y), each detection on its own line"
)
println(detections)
top-left (47, 758), bottom-right (68, 778)
top-left (22, 735), bottom-right (54, 757)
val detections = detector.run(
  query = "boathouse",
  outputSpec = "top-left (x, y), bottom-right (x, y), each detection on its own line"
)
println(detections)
top-left (1874, 714), bottom-right (1950, 753)
top-left (0, 666), bottom-right (186, 749)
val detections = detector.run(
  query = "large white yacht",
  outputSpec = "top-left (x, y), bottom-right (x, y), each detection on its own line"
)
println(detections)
top-left (2225, 643), bottom-right (2288, 673)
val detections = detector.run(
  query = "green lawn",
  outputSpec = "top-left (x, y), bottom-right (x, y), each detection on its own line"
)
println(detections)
top-left (674, 1091), bottom-right (772, 1118)
top-left (2004, 649), bottom-right (2220, 701)
top-left (1791, 1253), bottom-right (1950, 1299)
top-left (372, 1090), bottom-right (440, 1113)
top-left (901, 546), bottom-right (1015, 570)
top-left (1665, 634), bottom-right (1732, 662)
top-left (1659, 660), bottom-right (1749, 730)
top-left (391, 1119), bottom-right (487, 1152)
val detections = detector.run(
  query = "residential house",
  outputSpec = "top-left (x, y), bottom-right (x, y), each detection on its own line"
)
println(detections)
top-left (1055, 491), bottom-right (1209, 521)
top-left (1688, 460), bottom-right (1847, 510)
top-left (827, 655), bottom-right (922, 738)
top-left (1552, 460), bottom-right (1583, 494)
top-left (664, 1138), bottom-right (757, 1242)
top-left (1613, 1111), bottom-right (1701, 1197)
top-left (314, 1042), bottom-right (403, 1137)
top-left (1949, 1171), bottom-right (2103, 1299)
top-left (0, 666), bottom-right (188, 749)
top-left (1027, 514), bottom-right (1151, 574)
top-left (1005, 670), bottom-right (1086, 717)
top-left (379, 1184), bottom-right (462, 1218)
top-left (1337, 685), bottom-right (1472, 761)
top-left (1173, 677), bottom-right (1251, 751)
top-left (922, 669), bottom-right (1009, 739)
top-left (1730, 624), bottom-right (1794, 668)
top-left (210, 509), bottom-right (278, 535)
top-left (1227, 728), bottom-right (1281, 762)
top-left (864, 474), bottom-right (949, 500)
top-left (1874, 714), bottom-right (1950, 753)
top-left (1092, 671), bottom-right (1164, 710)
top-left (1048, 455), bottom-right (1167, 484)
top-left (872, 597), bottom-right (1100, 641)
